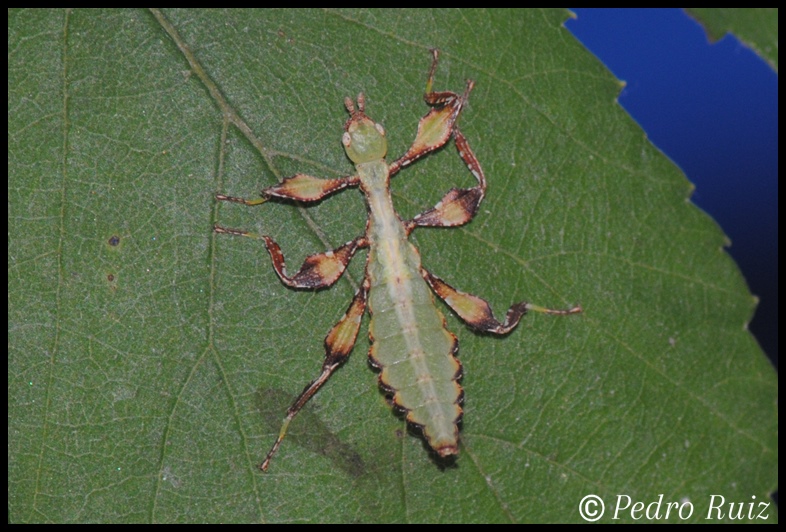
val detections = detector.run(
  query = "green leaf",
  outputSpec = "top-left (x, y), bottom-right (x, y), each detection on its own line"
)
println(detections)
top-left (9, 8), bottom-right (777, 523)
top-left (687, 8), bottom-right (778, 72)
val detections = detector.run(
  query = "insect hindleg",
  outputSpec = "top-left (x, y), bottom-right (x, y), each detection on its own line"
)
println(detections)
top-left (259, 278), bottom-right (370, 471)
top-left (214, 225), bottom-right (367, 289)
top-left (422, 268), bottom-right (581, 335)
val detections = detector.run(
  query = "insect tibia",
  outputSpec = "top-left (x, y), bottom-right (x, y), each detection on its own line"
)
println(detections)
top-left (259, 363), bottom-right (337, 472)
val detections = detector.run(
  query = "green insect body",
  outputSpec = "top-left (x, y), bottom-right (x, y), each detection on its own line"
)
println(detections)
top-left (360, 157), bottom-right (463, 457)
top-left (215, 50), bottom-right (580, 471)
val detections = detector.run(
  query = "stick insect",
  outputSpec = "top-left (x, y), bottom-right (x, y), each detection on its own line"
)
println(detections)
top-left (214, 50), bottom-right (581, 471)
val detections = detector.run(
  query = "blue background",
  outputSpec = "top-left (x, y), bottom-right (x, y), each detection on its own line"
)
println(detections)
top-left (565, 8), bottom-right (778, 369)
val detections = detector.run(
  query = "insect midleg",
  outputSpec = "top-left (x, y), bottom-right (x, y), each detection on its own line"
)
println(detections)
top-left (213, 225), bottom-right (367, 289)
top-left (259, 278), bottom-right (370, 471)
top-left (406, 128), bottom-right (487, 232)
top-left (422, 268), bottom-right (581, 335)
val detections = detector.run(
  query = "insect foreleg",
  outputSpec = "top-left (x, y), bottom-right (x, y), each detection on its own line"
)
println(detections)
top-left (424, 49), bottom-right (465, 107)
top-left (422, 268), bottom-right (581, 335)
top-left (388, 50), bottom-right (475, 176)
top-left (214, 225), bottom-right (368, 289)
top-left (260, 279), bottom-right (370, 471)
top-left (216, 174), bottom-right (360, 206)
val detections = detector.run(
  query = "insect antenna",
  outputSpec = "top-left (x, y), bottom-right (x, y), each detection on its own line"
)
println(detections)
top-left (344, 96), bottom-right (355, 115)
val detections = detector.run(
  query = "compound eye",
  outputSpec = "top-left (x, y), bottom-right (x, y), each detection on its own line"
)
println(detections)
top-left (342, 131), bottom-right (352, 148)
top-left (374, 123), bottom-right (385, 136)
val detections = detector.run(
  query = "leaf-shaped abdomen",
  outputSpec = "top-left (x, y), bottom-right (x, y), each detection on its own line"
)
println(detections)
top-left (367, 241), bottom-right (462, 456)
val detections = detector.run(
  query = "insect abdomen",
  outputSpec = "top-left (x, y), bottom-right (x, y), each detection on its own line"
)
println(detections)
top-left (367, 240), bottom-right (462, 456)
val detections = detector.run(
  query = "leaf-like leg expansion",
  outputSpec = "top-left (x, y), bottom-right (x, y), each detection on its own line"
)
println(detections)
top-left (216, 174), bottom-right (360, 206)
top-left (260, 279), bottom-right (370, 471)
top-left (389, 50), bottom-right (475, 176)
top-left (422, 268), bottom-right (581, 334)
top-left (264, 174), bottom-right (360, 202)
top-left (214, 225), bottom-right (367, 289)
top-left (406, 128), bottom-right (488, 233)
